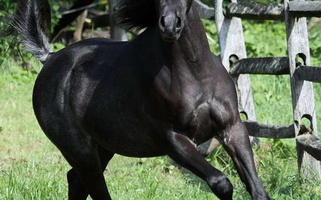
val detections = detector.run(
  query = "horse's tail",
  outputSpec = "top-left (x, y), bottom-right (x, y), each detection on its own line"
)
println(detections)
top-left (7, 0), bottom-right (53, 63)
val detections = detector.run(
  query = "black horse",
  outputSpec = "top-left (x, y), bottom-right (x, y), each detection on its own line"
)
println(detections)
top-left (8, 0), bottom-right (270, 199)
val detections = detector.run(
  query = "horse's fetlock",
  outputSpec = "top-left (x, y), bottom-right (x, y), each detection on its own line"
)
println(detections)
top-left (252, 190), bottom-right (271, 200)
top-left (207, 175), bottom-right (233, 199)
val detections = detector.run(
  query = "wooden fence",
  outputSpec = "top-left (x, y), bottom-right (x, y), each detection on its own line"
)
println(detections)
top-left (193, 0), bottom-right (321, 178)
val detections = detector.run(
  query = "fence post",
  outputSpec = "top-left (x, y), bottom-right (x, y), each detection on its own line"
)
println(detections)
top-left (109, 0), bottom-right (127, 41)
top-left (214, 0), bottom-right (256, 122)
top-left (284, 0), bottom-right (321, 178)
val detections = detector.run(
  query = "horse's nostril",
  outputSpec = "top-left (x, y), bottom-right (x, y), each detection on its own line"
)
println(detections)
top-left (175, 17), bottom-right (182, 33)
top-left (159, 16), bottom-right (166, 31)
top-left (176, 17), bottom-right (181, 29)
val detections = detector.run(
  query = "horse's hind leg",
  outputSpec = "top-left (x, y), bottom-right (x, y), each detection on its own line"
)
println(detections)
top-left (164, 131), bottom-right (233, 200)
top-left (40, 119), bottom-right (113, 200)
top-left (67, 169), bottom-right (87, 199)
top-left (222, 121), bottom-right (270, 200)
top-left (66, 146), bottom-right (114, 200)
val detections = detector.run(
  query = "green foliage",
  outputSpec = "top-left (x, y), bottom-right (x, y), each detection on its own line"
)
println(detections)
top-left (250, 75), bottom-right (293, 125)
top-left (0, 1), bottom-right (20, 66)
top-left (0, 0), bottom-right (65, 68)
top-left (202, 19), bottom-right (220, 54)
top-left (308, 22), bottom-right (321, 66)
top-left (243, 20), bottom-right (287, 57)
top-left (0, 1), bottom-right (16, 25)
top-left (50, 2), bottom-right (63, 33)
top-left (200, 0), bottom-right (214, 7)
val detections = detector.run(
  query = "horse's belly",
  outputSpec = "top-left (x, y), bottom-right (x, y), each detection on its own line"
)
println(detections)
top-left (101, 138), bottom-right (165, 157)
top-left (83, 115), bottom-right (167, 157)
top-left (94, 130), bottom-right (166, 157)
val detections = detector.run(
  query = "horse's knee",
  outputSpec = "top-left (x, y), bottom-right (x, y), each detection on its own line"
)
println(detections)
top-left (207, 175), bottom-right (233, 200)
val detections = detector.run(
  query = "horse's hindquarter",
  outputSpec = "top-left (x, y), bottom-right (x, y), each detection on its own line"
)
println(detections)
top-left (67, 39), bottom-right (167, 157)
top-left (33, 39), bottom-right (159, 156)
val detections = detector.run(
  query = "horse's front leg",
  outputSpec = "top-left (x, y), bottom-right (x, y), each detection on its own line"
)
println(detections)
top-left (164, 131), bottom-right (233, 200)
top-left (221, 120), bottom-right (270, 200)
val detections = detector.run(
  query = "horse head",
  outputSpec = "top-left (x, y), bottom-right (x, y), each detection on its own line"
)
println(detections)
top-left (157, 0), bottom-right (193, 42)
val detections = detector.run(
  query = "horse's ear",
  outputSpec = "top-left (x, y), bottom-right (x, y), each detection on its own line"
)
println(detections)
top-left (186, 0), bottom-right (193, 12)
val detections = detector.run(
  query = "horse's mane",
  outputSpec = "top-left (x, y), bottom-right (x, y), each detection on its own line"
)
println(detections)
top-left (117, 0), bottom-right (157, 31)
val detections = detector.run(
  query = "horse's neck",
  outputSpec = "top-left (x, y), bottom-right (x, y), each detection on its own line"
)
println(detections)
top-left (170, 5), bottom-right (213, 76)
top-left (135, 5), bottom-right (213, 79)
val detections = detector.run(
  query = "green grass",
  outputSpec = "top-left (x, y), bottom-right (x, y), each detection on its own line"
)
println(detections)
top-left (1, 59), bottom-right (321, 200)
top-left (0, 62), bottom-right (69, 199)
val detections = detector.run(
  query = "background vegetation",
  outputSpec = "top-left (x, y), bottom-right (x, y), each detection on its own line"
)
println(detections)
top-left (1, 0), bottom-right (321, 199)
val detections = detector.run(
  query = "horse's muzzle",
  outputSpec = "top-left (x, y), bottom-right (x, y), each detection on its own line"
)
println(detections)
top-left (159, 12), bottom-right (183, 42)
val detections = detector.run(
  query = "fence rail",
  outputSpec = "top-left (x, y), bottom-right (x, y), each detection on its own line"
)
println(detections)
top-left (295, 65), bottom-right (321, 83)
top-left (226, 2), bottom-right (284, 20)
top-left (229, 57), bottom-right (290, 75)
top-left (289, 1), bottom-right (321, 17)
top-left (297, 133), bottom-right (321, 161)
top-left (197, 1), bottom-right (321, 19)
top-left (244, 121), bottom-right (295, 138)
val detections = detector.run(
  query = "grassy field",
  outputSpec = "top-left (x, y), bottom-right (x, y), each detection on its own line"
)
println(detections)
top-left (0, 59), bottom-right (321, 200)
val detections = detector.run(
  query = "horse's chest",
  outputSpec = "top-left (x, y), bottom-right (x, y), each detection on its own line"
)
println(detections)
top-left (173, 101), bottom-right (213, 144)
top-left (151, 80), bottom-right (215, 143)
